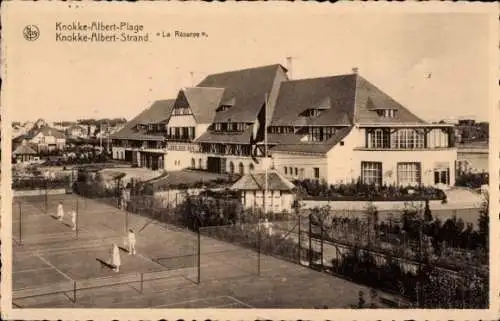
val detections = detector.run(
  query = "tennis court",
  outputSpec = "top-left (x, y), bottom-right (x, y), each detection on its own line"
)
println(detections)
top-left (13, 193), bottom-right (406, 309)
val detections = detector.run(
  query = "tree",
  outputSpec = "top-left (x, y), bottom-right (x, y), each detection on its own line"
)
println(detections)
top-left (477, 193), bottom-right (489, 251)
top-left (364, 202), bottom-right (379, 244)
top-left (423, 199), bottom-right (433, 222)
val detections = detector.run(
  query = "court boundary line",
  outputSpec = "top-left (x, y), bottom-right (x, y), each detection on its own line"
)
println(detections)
top-left (35, 253), bottom-right (74, 282)
top-left (227, 295), bottom-right (254, 308)
top-left (150, 295), bottom-right (249, 308)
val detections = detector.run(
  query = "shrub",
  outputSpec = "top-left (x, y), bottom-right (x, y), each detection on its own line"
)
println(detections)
top-left (293, 179), bottom-right (446, 201)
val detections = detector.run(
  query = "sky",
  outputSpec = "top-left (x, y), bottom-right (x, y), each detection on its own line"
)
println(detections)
top-left (3, 4), bottom-right (494, 123)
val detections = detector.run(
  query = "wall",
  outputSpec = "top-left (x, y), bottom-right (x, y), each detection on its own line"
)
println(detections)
top-left (272, 153), bottom-right (328, 182)
top-left (112, 147), bottom-right (126, 160)
top-left (241, 190), bottom-right (295, 213)
top-left (196, 153), bottom-right (262, 174)
top-left (326, 127), bottom-right (458, 186)
top-left (195, 123), bottom-right (210, 140)
top-left (164, 142), bottom-right (199, 170)
top-left (326, 128), bottom-right (358, 184)
top-left (167, 114), bottom-right (196, 127)
top-left (352, 148), bottom-right (457, 186)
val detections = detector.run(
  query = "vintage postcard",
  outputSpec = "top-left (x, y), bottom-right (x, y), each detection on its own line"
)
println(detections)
top-left (1, 2), bottom-right (499, 320)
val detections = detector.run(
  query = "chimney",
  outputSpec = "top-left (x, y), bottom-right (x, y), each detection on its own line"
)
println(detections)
top-left (286, 56), bottom-right (293, 80)
top-left (352, 67), bottom-right (359, 74)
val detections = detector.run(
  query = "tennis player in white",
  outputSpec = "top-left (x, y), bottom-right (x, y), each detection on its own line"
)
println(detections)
top-left (127, 229), bottom-right (137, 255)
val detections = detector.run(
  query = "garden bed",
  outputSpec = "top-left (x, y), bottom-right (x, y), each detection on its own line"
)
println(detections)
top-left (294, 179), bottom-right (447, 202)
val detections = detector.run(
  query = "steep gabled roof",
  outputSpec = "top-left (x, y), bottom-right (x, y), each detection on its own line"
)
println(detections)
top-left (231, 170), bottom-right (295, 191)
top-left (13, 144), bottom-right (37, 155)
top-left (271, 73), bottom-right (426, 127)
top-left (195, 126), bottom-right (254, 144)
top-left (270, 75), bottom-right (357, 127)
top-left (25, 126), bottom-right (65, 140)
top-left (354, 76), bottom-right (426, 125)
top-left (111, 99), bottom-right (175, 141)
top-left (178, 87), bottom-right (225, 123)
top-left (197, 64), bottom-right (287, 123)
top-left (269, 126), bottom-right (352, 155)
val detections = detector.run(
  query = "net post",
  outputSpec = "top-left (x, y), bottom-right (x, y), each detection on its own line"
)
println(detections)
top-left (197, 226), bottom-right (201, 284)
top-left (73, 281), bottom-right (77, 303)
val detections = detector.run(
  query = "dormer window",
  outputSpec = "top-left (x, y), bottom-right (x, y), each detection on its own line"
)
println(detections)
top-left (217, 105), bottom-right (232, 112)
top-left (377, 109), bottom-right (396, 118)
top-left (214, 123), bottom-right (222, 131)
top-left (303, 109), bottom-right (321, 117)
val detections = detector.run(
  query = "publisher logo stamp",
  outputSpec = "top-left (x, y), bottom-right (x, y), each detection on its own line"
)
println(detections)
top-left (23, 25), bottom-right (40, 41)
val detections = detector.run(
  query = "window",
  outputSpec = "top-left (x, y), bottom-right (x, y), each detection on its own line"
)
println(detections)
top-left (391, 129), bottom-right (424, 149)
top-left (397, 163), bottom-right (421, 186)
top-left (214, 123), bottom-right (222, 131)
top-left (434, 166), bottom-right (450, 185)
top-left (313, 167), bottom-right (320, 179)
top-left (323, 127), bottom-right (336, 140)
top-left (294, 168), bottom-right (298, 176)
top-left (229, 161), bottom-right (235, 174)
top-left (299, 168), bottom-right (304, 178)
top-left (377, 109), bottom-right (396, 118)
top-left (305, 109), bottom-right (321, 117)
top-left (309, 127), bottom-right (336, 142)
top-left (284, 167), bottom-right (288, 175)
top-left (239, 162), bottom-right (245, 175)
top-left (191, 158), bottom-right (196, 168)
top-left (361, 162), bottom-right (382, 186)
top-left (249, 163), bottom-right (255, 172)
top-left (289, 167), bottom-right (293, 175)
top-left (368, 129), bottom-right (389, 148)
top-left (172, 106), bottom-right (192, 116)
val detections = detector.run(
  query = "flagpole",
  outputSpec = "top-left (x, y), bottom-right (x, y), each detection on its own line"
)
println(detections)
top-left (264, 93), bottom-right (269, 216)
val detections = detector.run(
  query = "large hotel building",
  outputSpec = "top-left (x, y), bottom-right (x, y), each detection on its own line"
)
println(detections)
top-left (111, 64), bottom-right (457, 187)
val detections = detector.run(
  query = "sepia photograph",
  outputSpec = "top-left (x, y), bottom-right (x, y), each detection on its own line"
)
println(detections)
top-left (1, 2), bottom-right (498, 320)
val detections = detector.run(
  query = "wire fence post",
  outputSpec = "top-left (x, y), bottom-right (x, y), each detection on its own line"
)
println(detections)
top-left (320, 219), bottom-right (324, 270)
top-left (125, 208), bottom-right (129, 233)
top-left (76, 200), bottom-right (79, 239)
top-left (197, 227), bottom-right (201, 284)
top-left (298, 214), bottom-right (301, 264)
top-left (140, 273), bottom-right (144, 293)
top-left (257, 210), bottom-right (261, 276)
top-left (44, 179), bottom-right (48, 214)
top-left (73, 281), bottom-right (77, 303)
top-left (19, 202), bottom-right (22, 245)
top-left (308, 213), bottom-right (312, 267)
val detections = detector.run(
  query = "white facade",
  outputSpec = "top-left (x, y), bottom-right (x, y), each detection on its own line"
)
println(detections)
top-left (272, 153), bottom-right (328, 182)
top-left (270, 126), bottom-right (457, 187)
top-left (241, 190), bottom-right (295, 213)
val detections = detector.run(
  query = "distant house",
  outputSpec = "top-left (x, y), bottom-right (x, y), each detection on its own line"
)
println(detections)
top-left (231, 170), bottom-right (296, 213)
top-left (13, 141), bottom-right (38, 163)
top-left (20, 126), bottom-right (66, 153)
top-left (66, 124), bottom-right (88, 138)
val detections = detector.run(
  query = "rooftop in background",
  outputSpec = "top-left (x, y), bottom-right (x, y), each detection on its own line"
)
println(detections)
top-left (111, 99), bottom-right (175, 141)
